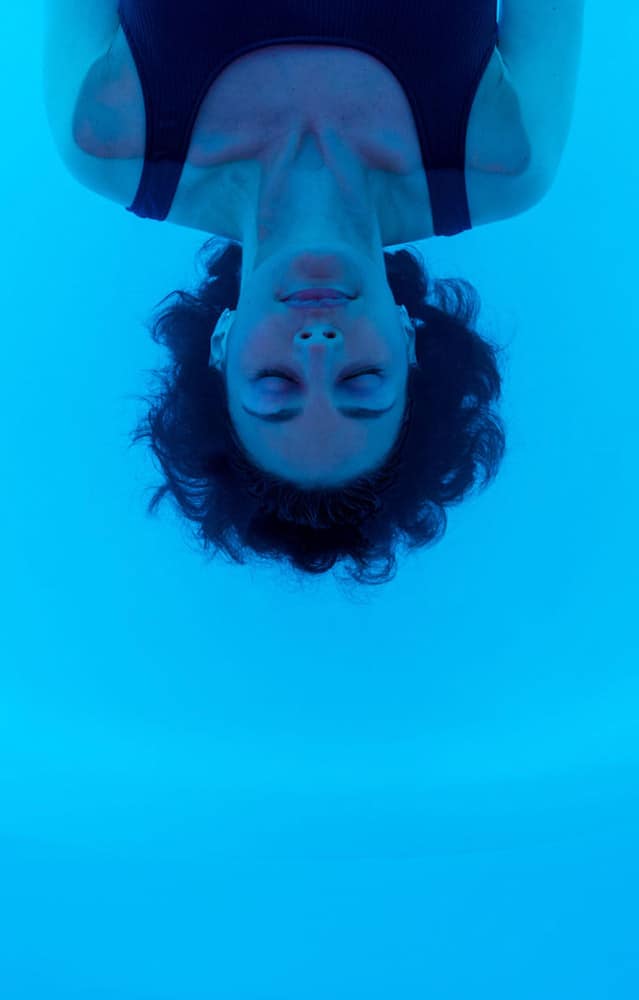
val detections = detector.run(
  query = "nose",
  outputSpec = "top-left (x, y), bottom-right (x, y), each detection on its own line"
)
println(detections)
top-left (294, 327), bottom-right (342, 345)
top-left (294, 327), bottom-right (344, 373)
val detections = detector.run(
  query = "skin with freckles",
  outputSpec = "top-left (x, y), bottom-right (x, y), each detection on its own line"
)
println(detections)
top-left (216, 124), bottom-right (416, 488)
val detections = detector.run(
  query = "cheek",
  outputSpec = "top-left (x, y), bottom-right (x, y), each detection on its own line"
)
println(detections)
top-left (237, 313), bottom-right (293, 364)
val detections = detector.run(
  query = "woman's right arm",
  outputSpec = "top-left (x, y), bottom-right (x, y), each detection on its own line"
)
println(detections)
top-left (42, 0), bottom-right (122, 166)
top-left (497, 0), bottom-right (587, 189)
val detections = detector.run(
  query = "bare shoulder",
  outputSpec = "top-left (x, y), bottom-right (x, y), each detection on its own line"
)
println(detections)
top-left (465, 46), bottom-right (556, 230)
top-left (495, 0), bottom-right (587, 182)
top-left (42, 1), bottom-right (122, 174)
top-left (465, 0), bottom-right (589, 230)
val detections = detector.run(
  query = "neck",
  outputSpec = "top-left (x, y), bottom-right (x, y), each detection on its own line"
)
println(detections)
top-left (237, 125), bottom-right (386, 283)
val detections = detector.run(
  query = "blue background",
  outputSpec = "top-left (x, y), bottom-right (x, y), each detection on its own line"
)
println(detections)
top-left (1, 2), bottom-right (637, 997)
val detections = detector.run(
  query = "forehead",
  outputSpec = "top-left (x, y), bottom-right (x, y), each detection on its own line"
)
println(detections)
top-left (230, 392), bottom-right (407, 484)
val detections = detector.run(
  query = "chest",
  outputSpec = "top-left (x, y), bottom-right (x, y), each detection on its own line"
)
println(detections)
top-left (75, 29), bottom-right (528, 241)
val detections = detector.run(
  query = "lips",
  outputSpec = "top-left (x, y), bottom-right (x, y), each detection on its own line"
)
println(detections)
top-left (283, 298), bottom-right (350, 309)
top-left (282, 288), bottom-right (352, 301)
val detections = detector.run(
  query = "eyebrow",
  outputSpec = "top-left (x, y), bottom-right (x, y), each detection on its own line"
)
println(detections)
top-left (241, 401), bottom-right (397, 423)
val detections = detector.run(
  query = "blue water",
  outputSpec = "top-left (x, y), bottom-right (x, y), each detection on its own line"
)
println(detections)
top-left (1, 2), bottom-right (638, 998)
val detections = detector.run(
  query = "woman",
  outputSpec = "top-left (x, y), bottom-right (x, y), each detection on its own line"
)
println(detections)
top-left (43, 0), bottom-right (585, 586)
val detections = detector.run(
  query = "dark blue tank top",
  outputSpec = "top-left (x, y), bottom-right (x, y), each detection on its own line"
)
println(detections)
top-left (117, 0), bottom-right (500, 237)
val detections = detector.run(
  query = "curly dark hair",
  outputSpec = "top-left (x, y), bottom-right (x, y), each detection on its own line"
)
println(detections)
top-left (128, 236), bottom-right (509, 590)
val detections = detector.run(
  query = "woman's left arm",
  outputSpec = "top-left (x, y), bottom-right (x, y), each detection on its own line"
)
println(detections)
top-left (497, 0), bottom-right (587, 184)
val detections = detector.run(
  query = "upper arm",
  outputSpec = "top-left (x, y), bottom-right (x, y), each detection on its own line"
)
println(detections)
top-left (497, 0), bottom-right (587, 183)
top-left (42, 0), bottom-right (122, 167)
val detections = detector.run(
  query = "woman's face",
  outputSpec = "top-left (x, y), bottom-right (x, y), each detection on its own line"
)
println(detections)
top-left (216, 126), bottom-right (417, 486)
top-left (222, 249), bottom-right (413, 488)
